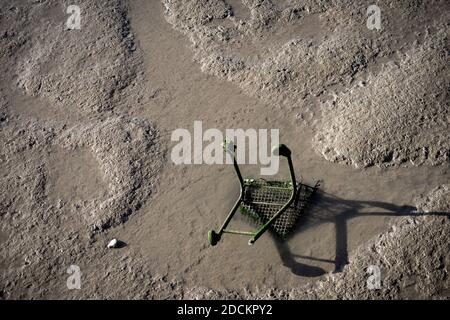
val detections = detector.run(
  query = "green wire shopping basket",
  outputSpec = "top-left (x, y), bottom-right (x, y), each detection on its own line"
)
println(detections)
top-left (208, 142), bottom-right (319, 246)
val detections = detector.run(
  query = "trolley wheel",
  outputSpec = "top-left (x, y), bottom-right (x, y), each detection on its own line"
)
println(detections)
top-left (208, 230), bottom-right (220, 246)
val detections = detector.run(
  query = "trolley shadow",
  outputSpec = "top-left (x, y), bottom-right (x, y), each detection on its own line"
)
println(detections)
top-left (272, 191), bottom-right (449, 277)
top-left (208, 141), bottom-right (449, 278)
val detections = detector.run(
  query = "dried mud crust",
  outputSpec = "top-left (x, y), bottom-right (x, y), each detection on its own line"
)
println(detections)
top-left (0, 0), bottom-right (449, 299)
top-left (162, 0), bottom-right (380, 108)
top-left (162, 0), bottom-right (449, 168)
top-left (0, 0), bottom-right (164, 230)
top-left (0, 0), bottom-right (170, 299)
top-left (161, 0), bottom-right (448, 102)
top-left (314, 31), bottom-right (450, 168)
top-left (2, 0), bottom-right (144, 117)
top-left (0, 119), bottom-right (170, 298)
top-left (0, 116), bottom-right (163, 232)
top-left (415, 184), bottom-right (450, 214)
top-left (183, 186), bottom-right (450, 299)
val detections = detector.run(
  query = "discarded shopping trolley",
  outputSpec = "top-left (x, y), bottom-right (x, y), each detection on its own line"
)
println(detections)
top-left (208, 142), bottom-right (319, 246)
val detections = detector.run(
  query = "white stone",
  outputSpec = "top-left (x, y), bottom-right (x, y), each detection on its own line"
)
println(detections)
top-left (107, 239), bottom-right (118, 249)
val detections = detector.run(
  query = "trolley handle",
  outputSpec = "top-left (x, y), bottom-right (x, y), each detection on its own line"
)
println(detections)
top-left (222, 141), bottom-right (292, 158)
top-left (272, 144), bottom-right (291, 158)
top-left (248, 144), bottom-right (297, 245)
top-left (222, 141), bottom-right (296, 190)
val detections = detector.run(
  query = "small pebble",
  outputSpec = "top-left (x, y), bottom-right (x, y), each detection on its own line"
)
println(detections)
top-left (107, 239), bottom-right (119, 249)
